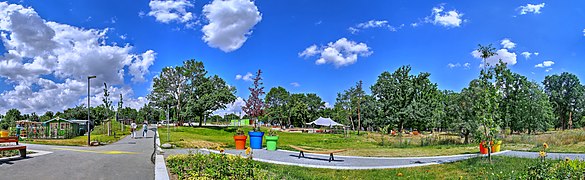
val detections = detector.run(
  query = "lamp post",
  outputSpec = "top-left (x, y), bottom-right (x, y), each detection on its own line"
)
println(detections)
top-left (87, 75), bottom-right (96, 146)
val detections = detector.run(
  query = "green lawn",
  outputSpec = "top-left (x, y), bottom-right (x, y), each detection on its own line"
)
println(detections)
top-left (158, 126), bottom-right (480, 157)
top-left (259, 156), bottom-right (533, 179)
top-left (159, 126), bottom-right (585, 157)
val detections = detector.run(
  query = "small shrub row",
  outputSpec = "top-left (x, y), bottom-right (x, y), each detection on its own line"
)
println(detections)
top-left (166, 152), bottom-right (269, 180)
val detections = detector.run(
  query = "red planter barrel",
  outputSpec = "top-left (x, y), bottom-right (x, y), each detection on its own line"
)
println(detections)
top-left (479, 141), bottom-right (488, 154)
top-left (234, 135), bottom-right (247, 150)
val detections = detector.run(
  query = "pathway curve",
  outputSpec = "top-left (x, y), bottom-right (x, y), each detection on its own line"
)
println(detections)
top-left (164, 148), bottom-right (585, 170)
top-left (0, 126), bottom-right (157, 180)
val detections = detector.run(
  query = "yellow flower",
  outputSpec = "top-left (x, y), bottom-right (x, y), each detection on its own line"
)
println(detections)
top-left (543, 143), bottom-right (548, 149)
top-left (397, 172), bottom-right (403, 177)
top-left (539, 151), bottom-right (546, 157)
top-left (245, 147), bottom-right (252, 155)
top-left (459, 176), bottom-right (463, 180)
top-left (565, 157), bottom-right (570, 162)
top-left (216, 146), bottom-right (221, 151)
top-left (219, 148), bottom-right (225, 153)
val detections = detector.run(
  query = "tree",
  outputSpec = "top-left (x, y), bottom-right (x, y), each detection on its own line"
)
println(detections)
top-left (288, 93), bottom-right (309, 126)
top-left (1, 109), bottom-right (21, 130)
top-left (371, 65), bottom-right (436, 132)
top-left (40, 111), bottom-right (54, 122)
top-left (180, 60), bottom-right (236, 126)
top-left (543, 72), bottom-right (584, 130)
top-left (305, 93), bottom-right (325, 124)
top-left (242, 69), bottom-right (266, 127)
top-left (148, 66), bottom-right (187, 124)
top-left (102, 83), bottom-right (113, 119)
top-left (476, 44), bottom-right (500, 163)
top-left (355, 81), bottom-right (364, 134)
top-left (265, 86), bottom-right (290, 126)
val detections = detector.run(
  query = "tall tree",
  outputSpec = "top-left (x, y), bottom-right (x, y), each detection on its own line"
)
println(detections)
top-left (148, 66), bottom-right (187, 124)
top-left (242, 69), bottom-right (266, 127)
top-left (180, 60), bottom-right (236, 126)
top-left (371, 65), bottom-right (436, 132)
top-left (102, 83), bottom-right (113, 119)
top-left (305, 93), bottom-right (325, 123)
top-left (543, 72), bottom-right (584, 130)
top-left (476, 44), bottom-right (499, 163)
top-left (355, 81), bottom-right (364, 134)
top-left (288, 93), bottom-right (309, 126)
top-left (265, 86), bottom-right (290, 126)
top-left (1, 109), bottom-right (21, 130)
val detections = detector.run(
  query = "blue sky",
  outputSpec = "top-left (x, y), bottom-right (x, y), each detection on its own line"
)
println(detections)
top-left (0, 0), bottom-right (584, 115)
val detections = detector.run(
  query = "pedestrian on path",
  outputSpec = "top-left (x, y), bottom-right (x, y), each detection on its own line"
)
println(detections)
top-left (130, 121), bottom-right (137, 138)
top-left (142, 121), bottom-right (148, 137)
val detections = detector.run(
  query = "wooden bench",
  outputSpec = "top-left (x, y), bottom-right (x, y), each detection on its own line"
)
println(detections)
top-left (289, 145), bottom-right (347, 162)
top-left (0, 137), bottom-right (26, 158)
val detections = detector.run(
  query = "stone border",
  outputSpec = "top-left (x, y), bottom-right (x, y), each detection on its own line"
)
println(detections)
top-left (154, 130), bottom-right (170, 180)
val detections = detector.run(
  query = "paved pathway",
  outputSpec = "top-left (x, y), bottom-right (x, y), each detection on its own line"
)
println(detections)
top-left (164, 148), bottom-right (585, 169)
top-left (0, 126), bottom-right (157, 180)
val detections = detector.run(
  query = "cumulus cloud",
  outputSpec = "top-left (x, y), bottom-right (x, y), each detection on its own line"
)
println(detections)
top-left (0, 2), bottom-right (154, 114)
top-left (518, 3), bottom-right (545, 15)
top-left (535, 60), bottom-right (554, 68)
top-left (299, 38), bottom-right (372, 67)
top-left (447, 62), bottom-right (471, 69)
top-left (128, 50), bottom-right (156, 82)
top-left (290, 82), bottom-right (300, 87)
top-left (212, 96), bottom-right (245, 116)
top-left (201, 0), bottom-right (262, 52)
top-left (500, 38), bottom-right (516, 49)
top-left (235, 72), bottom-right (253, 82)
top-left (583, 29), bottom-right (585, 36)
top-left (447, 63), bottom-right (460, 68)
top-left (147, 0), bottom-right (195, 24)
top-left (471, 49), bottom-right (517, 66)
top-left (425, 4), bottom-right (465, 28)
top-left (521, 51), bottom-right (539, 59)
top-left (348, 20), bottom-right (397, 34)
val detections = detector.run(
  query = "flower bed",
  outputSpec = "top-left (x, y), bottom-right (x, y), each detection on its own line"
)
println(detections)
top-left (166, 153), bottom-right (269, 179)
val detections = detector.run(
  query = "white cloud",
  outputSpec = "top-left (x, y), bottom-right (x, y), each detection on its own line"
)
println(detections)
top-left (535, 60), bottom-right (554, 68)
top-left (463, 62), bottom-right (471, 69)
top-left (521, 52), bottom-right (532, 59)
top-left (545, 68), bottom-right (552, 72)
top-left (500, 38), bottom-right (516, 49)
top-left (518, 3), bottom-right (545, 15)
top-left (471, 49), bottom-right (517, 66)
top-left (348, 20), bottom-right (397, 34)
top-left (583, 28), bottom-right (585, 36)
top-left (534, 52), bottom-right (539, 56)
top-left (147, 0), bottom-right (194, 24)
top-left (324, 102), bottom-right (333, 108)
top-left (0, 2), bottom-right (153, 114)
top-left (212, 96), bottom-right (246, 116)
top-left (290, 82), bottom-right (300, 87)
top-left (128, 50), bottom-right (156, 82)
top-left (119, 35), bottom-right (127, 40)
top-left (425, 4), bottom-right (465, 28)
top-left (299, 38), bottom-right (372, 67)
top-left (447, 63), bottom-right (460, 68)
top-left (235, 72), bottom-right (253, 82)
top-left (201, 0), bottom-right (262, 52)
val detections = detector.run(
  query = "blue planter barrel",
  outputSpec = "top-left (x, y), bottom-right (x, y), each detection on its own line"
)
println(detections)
top-left (248, 131), bottom-right (264, 149)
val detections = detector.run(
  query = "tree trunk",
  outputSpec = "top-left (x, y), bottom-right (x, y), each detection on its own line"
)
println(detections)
top-left (349, 115), bottom-right (355, 131)
top-left (357, 105), bottom-right (361, 135)
top-left (568, 111), bottom-right (573, 129)
top-left (198, 115), bottom-right (203, 127)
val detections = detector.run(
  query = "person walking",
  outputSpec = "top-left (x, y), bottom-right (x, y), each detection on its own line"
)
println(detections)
top-left (142, 121), bottom-right (148, 137)
top-left (130, 121), bottom-right (137, 138)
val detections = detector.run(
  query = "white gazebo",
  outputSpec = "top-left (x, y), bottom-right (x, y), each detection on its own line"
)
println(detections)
top-left (305, 117), bottom-right (344, 127)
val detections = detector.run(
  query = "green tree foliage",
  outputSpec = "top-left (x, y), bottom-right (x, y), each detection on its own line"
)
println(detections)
top-left (1, 109), bottom-right (21, 130)
top-left (288, 93), bottom-right (309, 127)
top-left (371, 65), bottom-right (438, 132)
top-left (148, 65), bottom-right (187, 123)
top-left (543, 72), bottom-right (584, 130)
top-left (265, 86), bottom-right (290, 125)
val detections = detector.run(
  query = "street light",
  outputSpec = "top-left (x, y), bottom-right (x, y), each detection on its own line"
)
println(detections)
top-left (87, 75), bottom-right (96, 146)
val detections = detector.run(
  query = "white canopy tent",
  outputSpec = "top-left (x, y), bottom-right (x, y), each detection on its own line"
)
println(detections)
top-left (305, 117), bottom-right (344, 127)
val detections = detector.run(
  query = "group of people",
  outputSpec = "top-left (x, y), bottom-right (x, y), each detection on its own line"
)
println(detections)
top-left (130, 121), bottom-right (148, 138)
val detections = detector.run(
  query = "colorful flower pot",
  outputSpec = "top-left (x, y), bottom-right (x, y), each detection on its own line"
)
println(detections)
top-left (265, 136), bottom-right (279, 151)
top-left (248, 131), bottom-right (264, 149)
top-left (0, 131), bottom-right (8, 137)
top-left (492, 140), bottom-right (502, 152)
top-left (479, 142), bottom-right (488, 154)
top-left (233, 135), bottom-right (247, 150)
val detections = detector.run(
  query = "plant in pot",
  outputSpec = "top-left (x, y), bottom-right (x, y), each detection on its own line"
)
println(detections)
top-left (233, 128), bottom-right (247, 150)
top-left (265, 129), bottom-right (279, 151)
top-left (248, 126), bottom-right (264, 149)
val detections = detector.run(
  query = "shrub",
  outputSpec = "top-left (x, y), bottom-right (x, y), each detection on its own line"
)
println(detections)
top-left (166, 153), bottom-right (269, 180)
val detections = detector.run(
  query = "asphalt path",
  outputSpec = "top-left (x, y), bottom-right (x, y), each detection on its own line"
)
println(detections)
top-left (0, 126), bottom-right (156, 180)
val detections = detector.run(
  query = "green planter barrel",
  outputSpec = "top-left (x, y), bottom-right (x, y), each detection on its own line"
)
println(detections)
top-left (265, 136), bottom-right (279, 151)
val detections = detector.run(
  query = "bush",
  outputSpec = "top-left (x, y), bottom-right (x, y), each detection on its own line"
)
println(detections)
top-left (520, 159), bottom-right (585, 179)
top-left (166, 153), bottom-right (269, 180)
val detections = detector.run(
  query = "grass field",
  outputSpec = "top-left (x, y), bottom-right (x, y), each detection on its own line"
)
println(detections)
top-left (159, 126), bottom-right (585, 157)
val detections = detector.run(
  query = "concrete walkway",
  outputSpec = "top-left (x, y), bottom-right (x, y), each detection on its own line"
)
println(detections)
top-left (164, 148), bottom-right (585, 170)
top-left (0, 126), bottom-right (157, 180)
